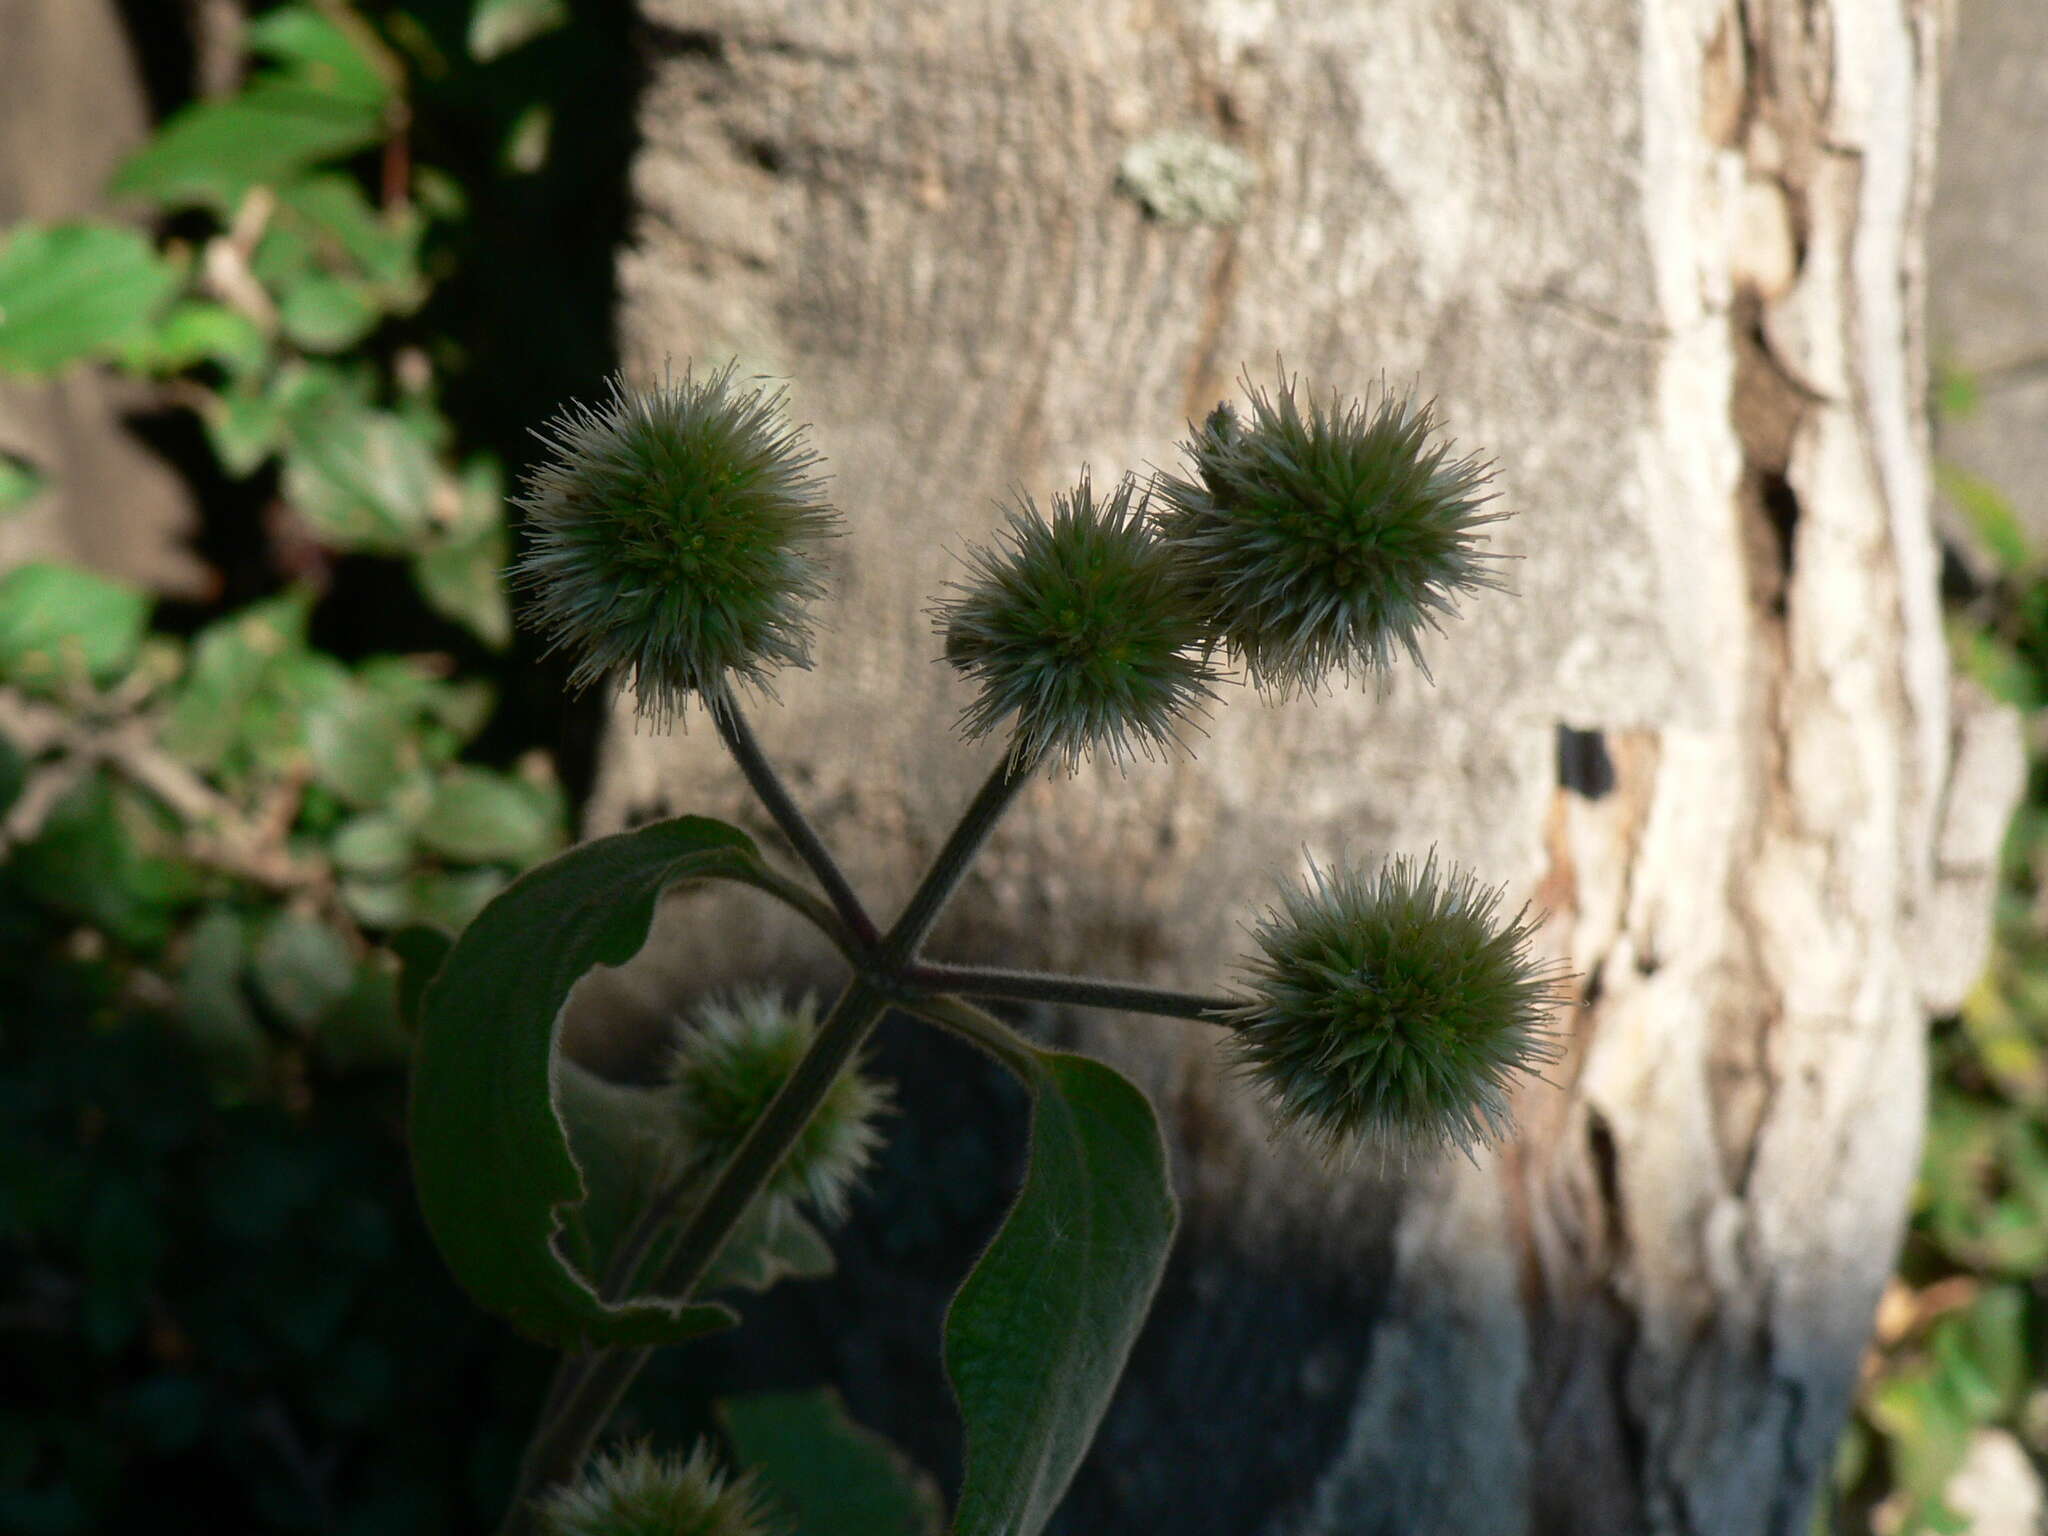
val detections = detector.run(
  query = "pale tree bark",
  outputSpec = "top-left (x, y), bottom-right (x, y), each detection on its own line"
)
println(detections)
top-left (0, 0), bottom-right (205, 594)
top-left (571, 1), bottom-right (2022, 1530)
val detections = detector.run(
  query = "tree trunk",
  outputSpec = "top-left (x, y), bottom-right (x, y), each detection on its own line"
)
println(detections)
top-left (577, 1), bottom-right (2021, 1530)
top-left (0, 0), bottom-right (204, 594)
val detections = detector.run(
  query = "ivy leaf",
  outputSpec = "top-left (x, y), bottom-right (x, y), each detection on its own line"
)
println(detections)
top-left (0, 224), bottom-right (180, 375)
top-left (173, 909), bottom-right (267, 1091)
top-left (468, 0), bottom-right (569, 61)
top-left (413, 526), bottom-right (512, 648)
top-left (0, 562), bottom-right (151, 690)
top-left (414, 768), bottom-right (558, 865)
top-left (0, 451), bottom-right (48, 517)
top-left (720, 1388), bottom-right (944, 1536)
top-left (252, 911), bottom-right (357, 1029)
top-left (917, 999), bottom-right (1177, 1536)
top-left (278, 272), bottom-right (382, 353)
top-left (161, 589), bottom-right (315, 771)
top-left (304, 686), bottom-right (413, 808)
top-left (1940, 464), bottom-right (2032, 576)
top-left (0, 729), bottom-right (23, 818)
top-left (109, 81), bottom-right (384, 212)
top-left (8, 771), bottom-right (200, 949)
top-left (409, 816), bottom-right (830, 1347)
top-left (276, 173), bottom-right (425, 297)
top-left (205, 387), bottom-right (287, 477)
top-left (245, 5), bottom-right (390, 107)
top-left (390, 924), bottom-right (452, 1033)
top-left (116, 301), bottom-right (266, 376)
top-left (281, 401), bottom-right (440, 552)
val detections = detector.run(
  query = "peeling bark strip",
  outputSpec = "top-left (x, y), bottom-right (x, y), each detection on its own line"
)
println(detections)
top-left (585, 1), bottom-right (2018, 1530)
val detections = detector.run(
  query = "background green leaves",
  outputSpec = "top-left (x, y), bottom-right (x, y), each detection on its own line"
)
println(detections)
top-left (0, 226), bottom-right (179, 375)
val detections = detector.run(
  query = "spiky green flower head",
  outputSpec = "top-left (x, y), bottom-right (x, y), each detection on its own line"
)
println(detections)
top-left (512, 363), bottom-right (839, 723)
top-left (664, 989), bottom-right (890, 1222)
top-left (1154, 369), bottom-right (1508, 697)
top-left (932, 471), bottom-right (1220, 774)
top-left (535, 1441), bottom-right (777, 1536)
top-left (1224, 851), bottom-right (1569, 1162)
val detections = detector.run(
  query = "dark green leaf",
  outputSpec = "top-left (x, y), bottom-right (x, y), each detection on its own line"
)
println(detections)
top-left (330, 811), bottom-right (413, 879)
top-left (0, 450), bottom-right (47, 517)
top-left (0, 223), bottom-right (180, 374)
top-left (702, 1199), bottom-right (836, 1296)
top-left (552, 1058), bottom-right (684, 1285)
top-left (278, 273), bottom-right (381, 352)
top-left (1940, 464), bottom-right (2031, 574)
top-left (305, 687), bottom-right (413, 807)
top-left (468, 0), bottom-right (569, 60)
top-left (720, 1388), bottom-right (944, 1536)
top-left (116, 300), bottom-right (266, 375)
top-left (409, 816), bottom-right (792, 1347)
top-left (252, 912), bottom-right (357, 1028)
top-left (314, 955), bottom-right (411, 1071)
top-left (205, 386), bottom-right (286, 476)
top-left (245, 5), bottom-right (389, 106)
top-left (108, 82), bottom-right (385, 212)
top-left (0, 728), bottom-right (22, 817)
top-left (414, 768), bottom-right (555, 864)
top-left (945, 1047), bottom-right (1177, 1536)
top-left (9, 771), bottom-right (199, 948)
top-left (174, 908), bottom-right (266, 1091)
top-left (414, 527), bottom-right (512, 648)
top-left (281, 402), bottom-right (439, 551)
top-left (0, 562), bottom-right (150, 690)
top-left (161, 589), bottom-right (315, 771)
top-left (390, 924), bottom-right (452, 1032)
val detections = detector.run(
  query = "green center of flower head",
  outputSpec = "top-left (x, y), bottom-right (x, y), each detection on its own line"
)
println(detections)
top-left (1158, 370), bottom-right (1507, 694)
top-left (512, 366), bottom-right (839, 721)
top-left (935, 472), bottom-right (1220, 773)
top-left (1226, 852), bottom-right (1566, 1161)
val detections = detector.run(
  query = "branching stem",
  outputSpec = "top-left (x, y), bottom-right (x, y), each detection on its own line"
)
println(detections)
top-left (877, 749), bottom-right (1035, 968)
top-left (500, 742), bottom-right (1246, 1532)
top-left (711, 692), bottom-right (880, 949)
top-left (904, 961), bottom-right (1239, 1025)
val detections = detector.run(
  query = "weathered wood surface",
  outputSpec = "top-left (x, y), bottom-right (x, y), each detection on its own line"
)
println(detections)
top-left (0, 0), bottom-right (204, 594)
top-left (577, 2), bottom-right (2020, 1529)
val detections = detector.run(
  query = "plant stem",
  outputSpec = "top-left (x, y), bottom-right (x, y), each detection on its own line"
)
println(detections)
top-left (497, 747), bottom-right (1038, 1533)
top-left (711, 693), bottom-right (880, 949)
top-left (904, 961), bottom-right (1240, 1024)
top-left (877, 749), bottom-right (1035, 968)
top-left (499, 971), bottom-right (893, 1534)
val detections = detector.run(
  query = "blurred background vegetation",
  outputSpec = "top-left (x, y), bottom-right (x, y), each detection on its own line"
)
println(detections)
top-left (0, 4), bottom-right (636, 1529)
top-left (0, 4), bottom-right (2042, 1533)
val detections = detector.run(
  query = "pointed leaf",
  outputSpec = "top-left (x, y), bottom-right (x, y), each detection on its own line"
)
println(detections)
top-left (721, 1388), bottom-right (944, 1536)
top-left (469, 0), bottom-right (569, 60)
top-left (0, 562), bottom-right (150, 690)
top-left (944, 1044), bottom-right (1177, 1536)
top-left (109, 82), bottom-right (384, 212)
top-left (0, 451), bottom-right (47, 517)
top-left (410, 815), bottom-right (819, 1348)
top-left (0, 224), bottom-right (179, 374)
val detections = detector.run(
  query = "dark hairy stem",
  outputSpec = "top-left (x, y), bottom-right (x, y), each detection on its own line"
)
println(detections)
top-left (904, 961), bottom-right (1240, 1025)
top-left (711, 693), bottom-right (880, 949)
top-left (876, 749), bottom-right (1036, 968)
